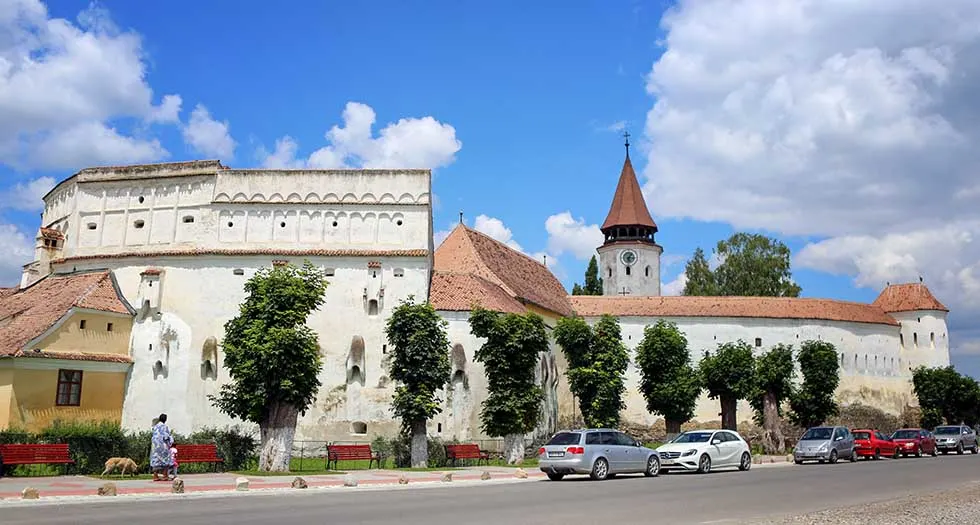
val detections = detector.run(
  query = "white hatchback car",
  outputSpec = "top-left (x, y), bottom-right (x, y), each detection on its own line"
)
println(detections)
top-left (655, 429), bottom-right (753, 474)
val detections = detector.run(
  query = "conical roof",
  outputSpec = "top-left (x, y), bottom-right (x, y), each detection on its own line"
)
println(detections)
top-left (600, 153), bottom-right (657, 232)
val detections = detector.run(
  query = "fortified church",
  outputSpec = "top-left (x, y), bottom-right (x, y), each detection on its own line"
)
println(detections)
top-left (0, 147), bottom-right (951, 442)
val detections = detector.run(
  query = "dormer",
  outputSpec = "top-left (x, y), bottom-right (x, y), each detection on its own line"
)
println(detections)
top-left (137, 268), bottom-right (163, 317)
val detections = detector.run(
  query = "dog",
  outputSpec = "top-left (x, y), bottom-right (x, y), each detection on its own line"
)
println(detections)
top-left (101, 457), bottom-right (139, 478)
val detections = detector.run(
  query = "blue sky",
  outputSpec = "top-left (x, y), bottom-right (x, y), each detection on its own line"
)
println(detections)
top-left (2, 1), bottom-right (979, 375)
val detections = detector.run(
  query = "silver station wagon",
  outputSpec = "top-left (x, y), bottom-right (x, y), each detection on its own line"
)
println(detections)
top-left (537, 429), bottom-right (661, 481)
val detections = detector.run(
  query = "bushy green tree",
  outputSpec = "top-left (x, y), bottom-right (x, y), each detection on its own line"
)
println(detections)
top-left (634, 320), bottom-right (702, 435)
top-left (385, 297), bottom-right (452, 468)
top-left (683, 233), bottom-right (801, 297)
top-left (682, 248), bottom-right (718, 296)
top-left (913, 366), bottom-right (980, 427)
top-left (750, 344), bottom-right (796, 454)
top-left (469, 307), bottom-right (550, 463)
top-left (699, 340), bottom-right (756, 430)
top-left (572, 255), bottom-right (604, 295)
top-left (210, 261), bottom-right (327, 471)
top-left (553, 315), bottom-right (630, 428)
top-left (789, 340), bottom-right (841, 429)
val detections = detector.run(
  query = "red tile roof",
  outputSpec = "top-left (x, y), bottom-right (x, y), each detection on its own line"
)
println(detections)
top-left (0, 271), bottom-right (135, 359)
top-left (429, 271), bottom-right (526, 314)
top-left (569, 295), bottom-right (900, 326)
top-left (39, 228), bottom-right (64, 240)
top-left (873, 283), bottom-right (949, 313)
top-left (432, 225), bottom-right (574, 317)
top-left (601, 154), bottom-right (657, 231)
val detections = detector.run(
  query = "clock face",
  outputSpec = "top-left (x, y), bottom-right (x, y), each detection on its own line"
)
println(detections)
top-left (620, 250), bottom-right (637, 266)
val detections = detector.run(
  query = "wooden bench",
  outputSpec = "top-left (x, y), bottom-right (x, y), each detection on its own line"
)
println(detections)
top-left (445, 443), bottom-right (491, 466)
top-left (0, 444), bottom-right (74, 477)
top-left (174, 444), bottom-right (224, 472)
top-left (326, 444), bottom-right (380, 470)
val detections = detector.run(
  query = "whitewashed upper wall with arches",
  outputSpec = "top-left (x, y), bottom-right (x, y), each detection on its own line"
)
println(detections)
top-left (40, 165), bottom-right (432, 257)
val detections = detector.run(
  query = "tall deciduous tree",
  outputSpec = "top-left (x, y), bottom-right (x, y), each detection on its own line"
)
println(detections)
top-left (553, 315), bottom-right (630, 428)
top-left (572, 255), bottom-right (604, 296)
top-left (750, 344), bottom-right (795, 454)
top-left (385, 297), bottom-right (452, 468)
top-left (211, 261), bottom-right (327, 472)
top-left (683, 233), bottom-right (801, 297)
top-left (789, 340), bottom-right (841, 429)
top-left (912, 366), bottom-right (980, 427)
top-left (635, 320), bottom-right (703, 435)
top-left (699, 341), bottom-right (756, 430)
top-left (469, 307), bottom-right (550, 463)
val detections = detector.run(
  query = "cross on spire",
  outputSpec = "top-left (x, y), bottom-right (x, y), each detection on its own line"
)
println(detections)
top-left (623, 130), bottom-right (631, 155)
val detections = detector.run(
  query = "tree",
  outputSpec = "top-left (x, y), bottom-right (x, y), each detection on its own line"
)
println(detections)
top-left (210, 261), bottom-right (327, 471)
top-left (699, 341), bottom-right (756, 430)
top-left (634, 320), bottom-right (703, 435)
top-left (572, 255), bottom-right (604, 296)
top-left (682, 248), bottom-right (717, 296)
top-left (683, 233), bottom-right (801, 297)
top-left (385, 297), bottom-right (452, 468)
top-left (912, 366), bottom-right (980, 427)
top-left (469, 307), bottom-right (551, 463)
top-left (750, 344), bottom-right (795, 454)
top-left (789, 340), bottom-right (840, 429)
top-left (553, 315), bottom-right (630, 428)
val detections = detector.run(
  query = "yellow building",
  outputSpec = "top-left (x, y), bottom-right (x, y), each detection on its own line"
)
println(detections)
top-left (0, 269), bottom-right (135, 432)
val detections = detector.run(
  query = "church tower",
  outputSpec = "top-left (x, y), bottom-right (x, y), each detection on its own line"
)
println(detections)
top-left (597, 134), bottom-right (662, 296)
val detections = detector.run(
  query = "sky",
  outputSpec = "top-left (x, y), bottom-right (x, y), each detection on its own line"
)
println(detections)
top-left (2, 0), bottom-right (980, 376)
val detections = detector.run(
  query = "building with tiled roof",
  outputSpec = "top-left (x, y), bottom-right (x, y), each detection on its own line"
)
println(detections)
top-left (0, 270), bottom-right (135, 431)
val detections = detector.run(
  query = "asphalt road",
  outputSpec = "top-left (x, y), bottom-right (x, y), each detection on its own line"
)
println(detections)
top-left (8, 454), bottom-right (980, 524)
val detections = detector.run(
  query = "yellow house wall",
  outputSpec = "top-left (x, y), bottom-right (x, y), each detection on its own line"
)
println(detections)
top-left (7, 369), bottom-right (126, 432)
top-left (32, 312), bottom-right (133, 357)
top-left (0, 368), bottom-right (12, 431)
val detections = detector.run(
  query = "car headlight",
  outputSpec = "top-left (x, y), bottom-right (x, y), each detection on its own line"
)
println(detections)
top-left (817, 444), bottom-right (829, 452)
top-left (682, 449), bottom-right (697, 457)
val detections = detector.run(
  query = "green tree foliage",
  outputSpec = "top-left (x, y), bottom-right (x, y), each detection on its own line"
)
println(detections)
top-left (699, 340), bottom-right (756, 430)
top-left (469, 307), bottom-right (550, 462)
top-left (553, 315), bottom-right (630, 428)
top-left (572, 255), bottom-right (604, 295)
top-left (750, 344), bottom-right (796, 453)
top-left (912, 366), bottom-right (980, 427)
top-left (385, 297), bottom-right (452, 468)
top-left (634, 320), bottom-right (703, 434)
top-left (789, 340), bottom-right (841, 429)
top-left (210, 261), bottom-right (327, 471)
top-left (683, 233), bottom-right (801, 297)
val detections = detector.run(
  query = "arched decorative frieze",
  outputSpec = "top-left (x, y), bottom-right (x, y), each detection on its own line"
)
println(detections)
top-left (397, 192), bottom-right (415, 204)
top-left (361, 192), bottom-right (378, 203)
top-left (304, 192), bottom-right (319, 203)
top-left (231, 192), bottom-right (249, 202)
top-left (286, 192), bottom-right (303, 203)
top-left (268, 192), bottom-right (285, 203)
top-left (213, 192), bottom-right (231, 202)
top-left (322, 192), bottom-right (340, 203)
top-left (379, 192), bottom-right (397, 203)
top-left (249, 193), bottom-right (265, 202)
top-left (341, 192), bottom-right (358, 203)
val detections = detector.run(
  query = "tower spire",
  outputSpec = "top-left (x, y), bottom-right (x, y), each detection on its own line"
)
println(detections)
top-left (624, 130), bottom-right (631, 157)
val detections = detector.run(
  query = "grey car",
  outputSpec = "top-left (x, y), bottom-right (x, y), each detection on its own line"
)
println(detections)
top-left (793, 426), bottom-right (857, 464)
top-left (933, 425), bottom-right (979, 454)
top-left (537, 429), bottom-right (661, 481)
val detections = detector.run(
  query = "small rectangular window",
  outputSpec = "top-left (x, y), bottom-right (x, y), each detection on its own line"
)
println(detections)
top-left (56, 369), bottom-right (83, 406)
top-left (324, 268), bottom-right (336, 277)
top-left (182, 216), bottom-right (195, 223)
top-left (107, 323), bottom-right (113, 332)
top-left (79, 320), bottom-right (87, 329)
top-left (233, 269), bottom-right (245, 276)
top-left (754, 337), bottom-right (762, 347)
top-left (133, 220), bottom-right (145, 229)
top-left (393, 268), bottom-right (405, 277)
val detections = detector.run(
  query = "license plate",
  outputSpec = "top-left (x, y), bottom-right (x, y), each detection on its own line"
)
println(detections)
top-left (660, 459), bottom-right (674, 465)
top-left (548, 451), bottom-right (564, 458)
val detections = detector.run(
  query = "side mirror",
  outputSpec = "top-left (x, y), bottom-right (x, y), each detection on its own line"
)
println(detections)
top-left (834, 436), bottom-right (843, 441)
top-left (634, 440), bottom-right (642, 447)
top-left (711, 439), bottom-right (721, 445)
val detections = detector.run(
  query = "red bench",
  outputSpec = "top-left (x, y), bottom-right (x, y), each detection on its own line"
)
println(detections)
top-left (174, 444), bottom-right (224, 472)
top-left (0, 444), bottom-right (74, 477)
top-left (445, 443), bottom-right (491, 466)
top-left (326, 444), bottom-right (380, 470)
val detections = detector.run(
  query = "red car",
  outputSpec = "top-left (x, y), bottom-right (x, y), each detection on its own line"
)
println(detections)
top-left (890, 428), bottom-right (938, 457)
top-left (852, 429), bottom-right (900, 459)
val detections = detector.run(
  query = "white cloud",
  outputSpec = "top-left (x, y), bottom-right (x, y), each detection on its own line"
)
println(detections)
top-left (473, 214), bottom-right (522, 251)
top-left (0, 223), bottom-right (33, 286)
top-left (0, 176), bottom-right (54, 211)
top-left (644, 0), bottom-right (980, 356)
top-left (182, 104), bottom-right (235, 159)
top-left (544, 212), bottom-right (603, 260)
top-left (258, 102), bottom-right (461, 170)
top-left (0, 0), bottom-right (180, 169)
top-left (433, 228), bottom-right (451, 248)
top-left (258, 136), bottom-right (304, 169)
top-left (662, 271), bottom-right (687, 296)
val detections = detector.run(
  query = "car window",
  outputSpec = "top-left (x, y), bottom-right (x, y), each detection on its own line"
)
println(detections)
top-left (875, 431), bottom-right (888, 441)
top-left (585, 432), bottom-right (601, 445)
top-left (852, 431), bottom-right (870, 440)
top-left (801, 427), bottom-right (833, 440)
top-left (614, 432), bottom-right (636, 446)
top-left (546, 432), bottom-right (581, 446)
top-left (722, 431), bottom-right (739, 442)
top-left (832, 428), bottom-right (843, 439)
top-left (599, 432), bottom-right (618, 445)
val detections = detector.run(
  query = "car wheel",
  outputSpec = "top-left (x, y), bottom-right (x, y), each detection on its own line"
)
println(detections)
top-left (957, 443), bottom-right (964, 455)
top-left (697, 454), bottom-right (711, 474)
top-left (972, 443), bottom-right (978, 454)
top-left (738, 452), bottom-right (751, 471)
top-left (546, 472), bottom-right (564, 481)
top-left (942, 450), bottom-right (949, 455)
top-left (644, 455), bottom-right (661, 477)
top-left (829, 449), bottom-right (838, 464)
top-left (892, 448), bottom-right (900, 459)
top-left (873, 449), bottom-right (880, 460)
top-left (849, 448), bottom-right (857, 462)
top-left (931, 447), bottom-right (938, 457)
top-left (589, 458), bottom-right (609, 481)
top-left (915, 446), bottom-right (922, 458)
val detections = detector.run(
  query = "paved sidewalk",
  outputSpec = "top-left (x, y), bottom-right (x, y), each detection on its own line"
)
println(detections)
top-left (0, 466), bottom-right (544, 500)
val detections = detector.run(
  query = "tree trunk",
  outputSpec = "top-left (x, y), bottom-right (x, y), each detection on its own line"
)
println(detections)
top-left (410, 419), bottom-right (428, 468)
top-left (503, 434), bottom-right (525, 465)
top-left (259, 402), bottom-right (299, 472)
top-left (665, 419), bottom-right (682, 440)
top-left (761, 391), bottom-right (785, 455)
top-left (720, 395), bottom-right (738, 430)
